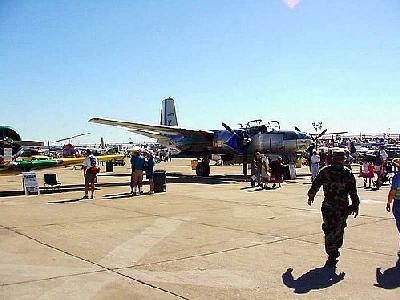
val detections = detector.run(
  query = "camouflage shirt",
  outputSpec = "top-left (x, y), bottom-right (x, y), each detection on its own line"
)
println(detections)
top-left (308, 163), bottom-right (360, 208)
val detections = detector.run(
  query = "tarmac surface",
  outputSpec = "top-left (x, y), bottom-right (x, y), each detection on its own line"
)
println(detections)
top-left (0, 159), bottom-right (399, 299)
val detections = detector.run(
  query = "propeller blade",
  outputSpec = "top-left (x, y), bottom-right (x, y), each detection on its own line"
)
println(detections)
top-left (222, 122), bottom-right (234, 134)
top-left (318, 129), bottom-right (328, 139)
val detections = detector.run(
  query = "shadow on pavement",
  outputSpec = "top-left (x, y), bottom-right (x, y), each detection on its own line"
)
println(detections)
top-left (282, 266), bottom-right (345, 294)
top-left (0, 171), bottom-right (309, 197)
top-left (167, 173), bottom-right (246, 185)
top-left (104, 192), bottom-right (134, 200)
top-left (48, 197), bottom-right (91, 204)
top-left (98, 173), bottom-right (131, 177)
top-left (0, 182), bottom-right (131, 197)
top-left (374, 257), bottom-right (400, 289)
top-left (240, 186), bottom-right (255, 190)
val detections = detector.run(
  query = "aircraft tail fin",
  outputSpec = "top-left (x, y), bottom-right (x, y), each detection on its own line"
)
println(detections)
top-left (160, 97), bottom-right (178, 126)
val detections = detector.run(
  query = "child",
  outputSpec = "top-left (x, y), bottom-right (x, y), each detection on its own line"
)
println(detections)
top-left (359, 159), bottom-right (374, 189)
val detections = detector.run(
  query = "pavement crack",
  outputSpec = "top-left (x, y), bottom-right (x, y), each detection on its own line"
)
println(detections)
top-left (0, 270), bottom-right (107, 287)
top-left (120, 237), bottom-right (289, 269)
top-left (0, 225), bottom-right (191, 300)
top-left (114, 271), bottom-right (190, 300)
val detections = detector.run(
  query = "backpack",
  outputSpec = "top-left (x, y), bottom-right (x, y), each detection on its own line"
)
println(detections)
top-left (89, 166), bottom-right (100, 174)
top-left (88, 156), bottom-right (100, 174)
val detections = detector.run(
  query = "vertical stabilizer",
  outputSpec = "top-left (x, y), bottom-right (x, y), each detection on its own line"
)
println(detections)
top-left (160, 97), bottom-right (178, 126)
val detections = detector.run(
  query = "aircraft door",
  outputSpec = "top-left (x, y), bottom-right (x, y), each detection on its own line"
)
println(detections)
top-left (270, 133), bottom-right (284, 151)
top-left (249, 133), bottom-right (272, 152)
top-left (248, 133), bottom-right (262, 152)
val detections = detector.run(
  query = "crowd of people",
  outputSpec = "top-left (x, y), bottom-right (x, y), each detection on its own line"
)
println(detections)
top-left (250, 152), bottom-right (285, 189)
top-left (359, 146), bottom-right (391, 189)
top-left (80, 147), bottom-right (157, 199)
top-left (78, 145), bottom-right (400, 267)
top-left (129, 147), bottom-right (156, 195)
top-left (306, 144), bottom-right (392, 190)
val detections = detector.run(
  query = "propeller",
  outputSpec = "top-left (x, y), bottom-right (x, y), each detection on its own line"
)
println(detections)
top-left (313, 129), bottom-right (327, 140)
top-left (222, 123), bottom-right (234, 134)
top-left (222, 122), bottom-right (252, 176)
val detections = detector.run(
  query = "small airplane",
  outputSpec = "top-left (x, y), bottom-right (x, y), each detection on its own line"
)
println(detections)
top-left (0, 125), bottom-right (123, 175)
top-left (90, 98), bottom-right (313, 176)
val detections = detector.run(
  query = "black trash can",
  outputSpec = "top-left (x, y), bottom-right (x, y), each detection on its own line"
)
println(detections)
top-left (105, 161), bottom-right (114, 172)
top-left (195, 162), bottom-right (210, 177)
top-left (153, 170), bottom-right (166, 193)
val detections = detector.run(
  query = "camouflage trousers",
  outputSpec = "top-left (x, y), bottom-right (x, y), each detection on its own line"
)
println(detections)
top-left (321, 203), bottom-right (349, 258)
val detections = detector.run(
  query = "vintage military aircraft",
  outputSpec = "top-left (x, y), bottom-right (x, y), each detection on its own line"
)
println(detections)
top-left (0, 126), bottom-right (123, 175)
top-left (90, 98), bottom-right (312, 176)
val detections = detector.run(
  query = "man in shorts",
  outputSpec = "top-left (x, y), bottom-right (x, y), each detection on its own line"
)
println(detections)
top-left (83, 149), bottom-right (99, 199)
top-left (130, 148), bottom-right (145, 195)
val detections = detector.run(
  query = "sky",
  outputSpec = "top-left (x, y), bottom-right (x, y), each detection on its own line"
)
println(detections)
top-left (1, 0), bottom-right (399, 144)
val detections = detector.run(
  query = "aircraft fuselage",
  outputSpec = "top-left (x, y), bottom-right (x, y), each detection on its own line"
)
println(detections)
top-left (160, 129), bottom-right (311, 161)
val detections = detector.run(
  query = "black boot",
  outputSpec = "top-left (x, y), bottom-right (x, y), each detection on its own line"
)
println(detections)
top-left (325, 251), bottom-right (340, 268)
top-left (325, 256), bottom-right (338, 268)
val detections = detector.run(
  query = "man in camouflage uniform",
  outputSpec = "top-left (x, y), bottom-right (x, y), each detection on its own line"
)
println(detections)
top-left (307, 150), bottom-right (360, 267)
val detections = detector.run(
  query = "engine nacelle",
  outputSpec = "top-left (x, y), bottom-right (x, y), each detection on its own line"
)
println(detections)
top-left (0, 126), bottom-right (22, 157)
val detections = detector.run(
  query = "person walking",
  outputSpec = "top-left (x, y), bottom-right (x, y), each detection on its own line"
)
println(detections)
top-left (130, 148), bottom-right (145, 195)
top-left (307, 150), bottom-right (360, 268)
top-left (251, 152), bottom-right (262, 187)
top-left (82, 149), bottom-right (99, 199)
top-left (386, 158), bottom-right (400, 257)
top-left (374, 151), bottom-right (383, 189)
top-left (260, 154), bottom-right (270, 189)
top-left (379, 145), bottom-right (389, 166)
top-left (319, 148), bottom-right (327, 168)
top-left (310, 150), bottom-right (320, 181)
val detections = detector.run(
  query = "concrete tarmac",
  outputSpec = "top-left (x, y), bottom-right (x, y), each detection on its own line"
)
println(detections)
top-left (0, 159), bottom-right (399, 299)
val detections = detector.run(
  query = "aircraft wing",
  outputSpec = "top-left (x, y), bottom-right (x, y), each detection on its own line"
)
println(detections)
top-left (0, 154), bottom-right (124, 176)
top-left (60, 154), bottom-right (123, 166)
top-left (89, 117), bottom-right (214, 139)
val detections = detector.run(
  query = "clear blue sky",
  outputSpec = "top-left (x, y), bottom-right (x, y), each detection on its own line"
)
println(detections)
top-left (1, 0), bottom-right (399, 144)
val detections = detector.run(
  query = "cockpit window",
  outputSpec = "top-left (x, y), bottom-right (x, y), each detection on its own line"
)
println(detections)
top-left (297, 132), bottom-right (310, 139)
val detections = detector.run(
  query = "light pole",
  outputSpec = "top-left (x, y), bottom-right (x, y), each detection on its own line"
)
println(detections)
top-left (312, 121), bottom-right (322, 133)
top-left (311, 121), bottom-right (323, 149)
